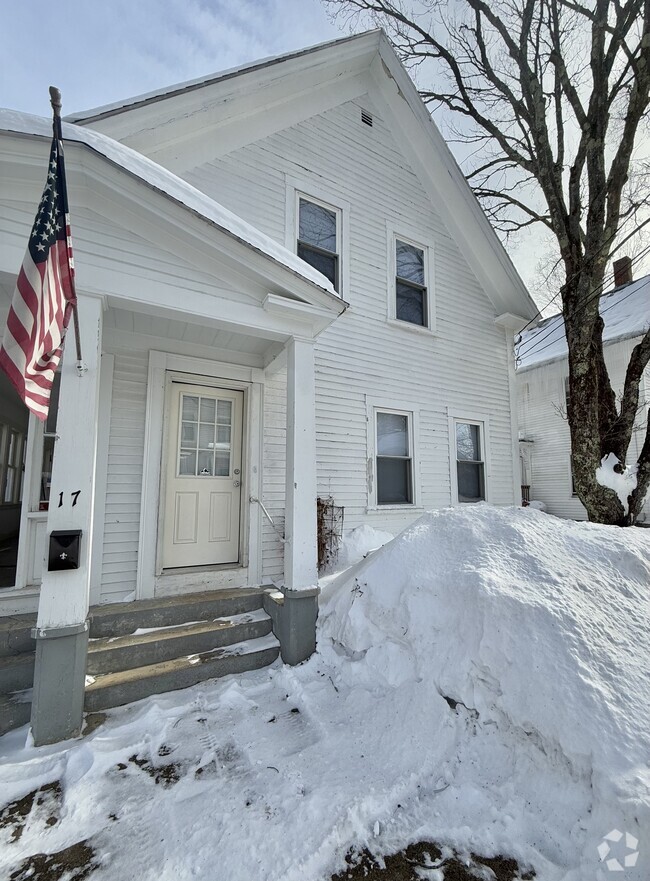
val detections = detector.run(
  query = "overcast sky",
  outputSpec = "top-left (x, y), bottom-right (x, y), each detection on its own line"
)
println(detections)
top-left (0, 0), bottom-right (547, 294)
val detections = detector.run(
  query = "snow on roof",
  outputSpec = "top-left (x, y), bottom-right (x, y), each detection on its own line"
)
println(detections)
top-left (65, 31), bottom-right (379, 124)
top-left (515, 274), bottom-right (650, 370)
top-left (0, 109), bottom-right (340, 300)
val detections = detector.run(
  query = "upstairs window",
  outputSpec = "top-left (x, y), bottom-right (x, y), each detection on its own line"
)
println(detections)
top-left (395, 238), bottom-right (427, 326)
top-left (297, 197), bottom-right (339, 292)
top-left (455, 421), bottom-right (486, 503)
top-left (376, 410), bottom-right (413, 505)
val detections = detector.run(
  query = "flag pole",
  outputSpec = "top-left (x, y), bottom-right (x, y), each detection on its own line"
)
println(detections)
top-left (49, 86), bottom-right (86, 376)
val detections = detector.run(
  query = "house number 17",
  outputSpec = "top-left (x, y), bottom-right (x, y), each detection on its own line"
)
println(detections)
top-left (57, 490), bottom-right (82, 508)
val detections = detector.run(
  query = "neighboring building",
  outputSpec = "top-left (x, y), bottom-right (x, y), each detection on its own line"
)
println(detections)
top-left (516, 262), bottom-right (650, 520)
top-left (0, 31), bottom-right (536, 743)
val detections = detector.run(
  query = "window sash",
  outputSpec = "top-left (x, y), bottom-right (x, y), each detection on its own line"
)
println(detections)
top-left (394, 238), bottom-right (428, 327)
top-left (375, 410), bottom-right (413, 505)
top-left (297, 196), bottom-right (340, 292)
top-left (454, 421), bottom-right (485, 503)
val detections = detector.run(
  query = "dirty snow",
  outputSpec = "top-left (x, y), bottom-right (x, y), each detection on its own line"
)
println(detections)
top-left (1, 505), bottom-right (649, 881)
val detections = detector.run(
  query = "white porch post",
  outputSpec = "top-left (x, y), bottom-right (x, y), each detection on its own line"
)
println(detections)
top-left (279, 335), bottom-right (319, 664)
top-left (284, 336), bottom-right (318, 590)
top-left (30, 293), bottom-right (103, 745)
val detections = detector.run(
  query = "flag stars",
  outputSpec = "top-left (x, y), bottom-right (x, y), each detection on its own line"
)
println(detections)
top-left (36, 243), bottom-right (46, 252)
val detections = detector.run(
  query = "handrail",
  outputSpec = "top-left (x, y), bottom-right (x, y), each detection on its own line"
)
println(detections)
top-left (250, 496), bottom-right (286, 543)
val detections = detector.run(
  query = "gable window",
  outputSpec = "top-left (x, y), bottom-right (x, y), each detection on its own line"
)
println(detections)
top-left (297, 196), bottom-right (339, 292)
top-left (455, 421), bottom-right (485, 503)
top-left (396, 238), bottom-right (427, 326)
top-left (376, 410), bottom-right (413, 505)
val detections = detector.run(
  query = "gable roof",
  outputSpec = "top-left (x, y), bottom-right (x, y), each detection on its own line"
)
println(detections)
top-left (0, 109), bottom-right (344, 311)
top-left (66, 30), bottom-right (537, 322)
top-left (515, 275), bottom-right (650, 371)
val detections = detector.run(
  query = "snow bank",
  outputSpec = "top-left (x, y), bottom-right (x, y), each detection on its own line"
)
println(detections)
top-left (320, 504), bottom-right (650, 879)
top-left (1, 506), bottom-right (648, 881)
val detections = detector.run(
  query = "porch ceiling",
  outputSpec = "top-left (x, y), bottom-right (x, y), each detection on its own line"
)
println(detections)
top-left (104, 307), bottom-right (280, 361)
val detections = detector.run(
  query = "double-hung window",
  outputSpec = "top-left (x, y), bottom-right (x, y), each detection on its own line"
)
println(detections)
top-left (297, 196), bottom-right (340, 292)
top-left (455, 421), bottom-right (486, 503)
top-left (376, 410), bottom-right (413, 505)
top-left (395, 238), bottom-right (427, 327)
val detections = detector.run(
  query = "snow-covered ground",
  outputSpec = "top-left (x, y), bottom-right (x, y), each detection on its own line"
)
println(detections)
top-left (1, 506), bottom-right (648, 881)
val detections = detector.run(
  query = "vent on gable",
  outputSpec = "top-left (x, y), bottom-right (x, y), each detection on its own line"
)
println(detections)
top-left (361, 108), bottom-right (373, 127)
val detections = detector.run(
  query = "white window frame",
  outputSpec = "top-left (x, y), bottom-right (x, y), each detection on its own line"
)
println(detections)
top-left (285, 177), bottom-right (350, 299)
top-left (386, 223), bottom-right (436, 334)
top-left (0, 423), bottom-right (26, 506)
top-left (366, 396), bottom-right (421, 510)
top-left (448, 412), bottom-right (491, 505)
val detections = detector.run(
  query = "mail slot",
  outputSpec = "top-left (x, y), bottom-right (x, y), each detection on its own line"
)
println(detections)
top-left (48, 530), bottom-right (82, 571)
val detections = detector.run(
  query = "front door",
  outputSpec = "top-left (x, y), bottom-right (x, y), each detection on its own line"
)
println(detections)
top-left (162, 382), bottom-right (243, 569)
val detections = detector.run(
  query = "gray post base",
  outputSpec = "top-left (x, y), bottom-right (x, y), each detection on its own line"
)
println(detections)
top-left (264, 587), bottom-right (319, 666)
top-left (30, 621), bottom-right (89, 746)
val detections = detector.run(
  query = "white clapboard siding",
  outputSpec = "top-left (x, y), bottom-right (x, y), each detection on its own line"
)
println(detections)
top-left (517, 337), bottom-right (650, 520)
top-left (184, 98), bottom-right (517, 538)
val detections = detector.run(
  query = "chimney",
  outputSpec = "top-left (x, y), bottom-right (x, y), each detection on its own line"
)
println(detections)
top-left (613, 256), bottom-right (633, 288)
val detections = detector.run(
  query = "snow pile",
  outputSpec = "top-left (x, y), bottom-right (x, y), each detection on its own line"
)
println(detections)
top-left (336, 524), bottom-right (394, 568)
top-left (319, 505), bottom-right (650, 878)
top-left (1, 506), bottom-right (649, 881)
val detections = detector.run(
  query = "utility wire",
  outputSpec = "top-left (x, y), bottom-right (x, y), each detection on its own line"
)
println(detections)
top-left (515, 244), bottom-right (650, 364)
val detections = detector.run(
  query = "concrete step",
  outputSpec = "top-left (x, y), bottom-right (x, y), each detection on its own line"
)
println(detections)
top-left (0, 651), bottom-right (35, 693)
top-left (85, 632), bottom-right (280, 712)
top-left (87, 609), bottom-right (273, 674)
top-left (89, 588), bottom-right (266, 638)
top-left (0, 692), bottom-right (31, 737)
top-left (0, 613), bottom-right (36, 658)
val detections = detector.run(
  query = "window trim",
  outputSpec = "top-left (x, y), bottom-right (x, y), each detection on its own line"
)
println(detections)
top-left (448, 411), bottom-right (491, 505)
top-left (366, 396), bottom-right (421, 510)
top-left (387, 224), bottom-right (436, 334)
top-left (286, 178), bottom-right (350, 299)
top-left (0, 423), bottom-right (26, 507)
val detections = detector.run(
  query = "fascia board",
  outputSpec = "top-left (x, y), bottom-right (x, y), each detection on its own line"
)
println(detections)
top-left (71, 31), bottom-right (381, 142)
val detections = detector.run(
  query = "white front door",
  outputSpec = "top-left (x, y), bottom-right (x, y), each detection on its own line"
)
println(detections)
top-left (162, 382), bottom-right (243, 569)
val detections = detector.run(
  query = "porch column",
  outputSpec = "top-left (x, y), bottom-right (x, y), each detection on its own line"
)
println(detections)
top-left (30, 294), bottom-right (103, 745)
top-left (281, 336), bottom-right (318, 664)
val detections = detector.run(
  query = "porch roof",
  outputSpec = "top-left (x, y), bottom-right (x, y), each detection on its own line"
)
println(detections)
top-left (0, 109), bottom-right (346, 313)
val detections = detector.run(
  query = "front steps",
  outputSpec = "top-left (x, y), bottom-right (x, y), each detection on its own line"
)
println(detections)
top-left (0, 589), bottom-right (280, 736)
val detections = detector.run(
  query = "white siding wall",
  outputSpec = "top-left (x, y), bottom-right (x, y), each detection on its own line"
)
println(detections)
top-left (517, 339), bottom-right (650, 520)
top-left (184, 98), bottom-right (517, 538)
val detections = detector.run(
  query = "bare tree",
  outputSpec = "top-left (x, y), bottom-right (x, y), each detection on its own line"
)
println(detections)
top-left (325, 0), bottom-right (650, 524)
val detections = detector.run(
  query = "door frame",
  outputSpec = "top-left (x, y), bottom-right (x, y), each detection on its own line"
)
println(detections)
top-left (159, 378), bottom-right (245, 571)
top-left (138, 351), bottom-right (265, 600)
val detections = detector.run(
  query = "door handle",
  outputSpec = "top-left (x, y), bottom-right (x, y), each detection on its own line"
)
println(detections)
top-left (233, 480), bottom-right (241, 487)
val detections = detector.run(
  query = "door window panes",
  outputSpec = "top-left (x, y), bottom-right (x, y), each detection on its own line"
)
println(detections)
top-left (376, 411), bottom-right (413, 505)
top-left (178, 393), bottom-right (233, 477)
top-left (455, 422), bottom-right (485, 502)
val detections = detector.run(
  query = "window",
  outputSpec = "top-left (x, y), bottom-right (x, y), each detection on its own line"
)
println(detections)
top-left (395, 239), bottom-right (427, 326)
top-left (297, 196), bottom-right (339, 292)
top-left (38, 371), bottom-right (61, 510)
top-left (455, 421), bottom-right (486, 503)
top-left (376, 410), bottom-right (413, 505)
top-left (0, 424), bottom-right (25, 506)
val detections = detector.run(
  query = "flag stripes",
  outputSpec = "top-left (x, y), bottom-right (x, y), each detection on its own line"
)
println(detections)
top-left (0, 133), bottom-right (76, 420)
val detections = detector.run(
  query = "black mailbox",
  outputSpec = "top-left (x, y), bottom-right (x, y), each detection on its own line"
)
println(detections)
top-left (48, 530), bottom-right (82, 571)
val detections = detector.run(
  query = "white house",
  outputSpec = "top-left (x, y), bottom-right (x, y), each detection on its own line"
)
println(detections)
top-left (0, 31), bottom-right (536, 744)
top-left (516, 261), bottom-right (650, 520)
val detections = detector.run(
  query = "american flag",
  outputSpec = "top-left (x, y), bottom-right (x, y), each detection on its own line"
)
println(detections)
top-left (0, 131), bottom-right (77, 420)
